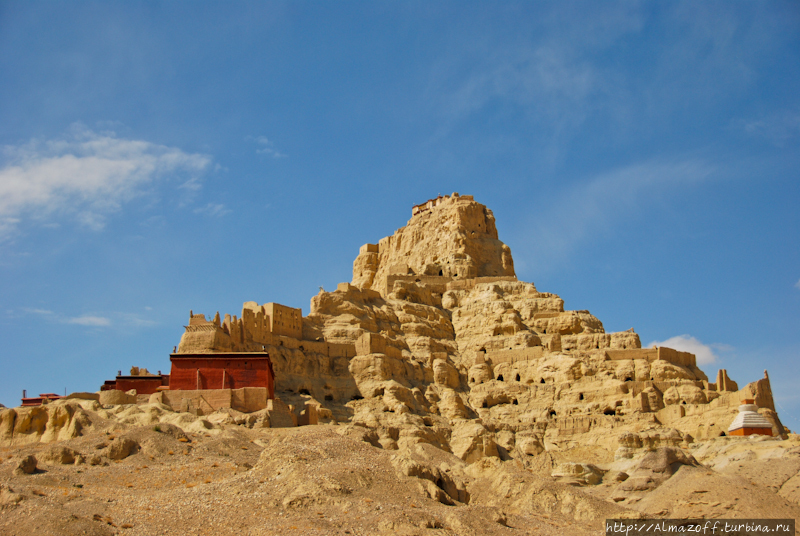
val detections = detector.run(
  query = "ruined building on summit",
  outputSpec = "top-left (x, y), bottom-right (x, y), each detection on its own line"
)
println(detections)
top-left (97, 194), bottom-right (782, 457)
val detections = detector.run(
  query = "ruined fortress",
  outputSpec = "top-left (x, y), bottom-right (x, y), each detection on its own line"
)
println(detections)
top-left (9, 194), bottom-right (785, 469)
top-left (2, 193), bottom-right (795, 533)
top-left (145, 194), bottom-right (783, 446)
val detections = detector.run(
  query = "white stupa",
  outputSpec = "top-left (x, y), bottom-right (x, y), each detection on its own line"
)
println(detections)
top-left (728, 399), bottom-right (773, 437)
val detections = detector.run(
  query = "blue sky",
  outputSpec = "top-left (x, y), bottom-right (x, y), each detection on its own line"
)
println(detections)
top-left (1, 2), bottom-right (798, 428)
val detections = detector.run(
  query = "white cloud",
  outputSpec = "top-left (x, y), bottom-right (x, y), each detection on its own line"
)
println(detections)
top-left (252, 136), bottom-right (287, 158)
top-left (193, 203), bottom-right (230, 217)
top-left (65, 315), bottom-right (111, 327)
top-left (648, 334), bottom-right (725, 365)
top-left (19, 307), bottom-right (157, 328)
top-left (520, 159), bottom-right (715, 272)
top-left (23, 307), bottom-right (53, 315)
top-left (734, 110), bottom-right (800, 147)
top-left (0, 124), bottom-right (211, 239)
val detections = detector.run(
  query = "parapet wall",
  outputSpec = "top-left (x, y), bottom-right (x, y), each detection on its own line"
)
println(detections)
top-left (162, 387), bottom-right (268, 414)
top-left (355, 332), bottom-right (403, 359)
top-left (274, 334), bottom-right (356, 359)
top-left (605, 346), bottom-right (696, 367)
top-left (411, 193), bottom-right (472, 217)
top-left (385, 274), bottom-right (453, 297)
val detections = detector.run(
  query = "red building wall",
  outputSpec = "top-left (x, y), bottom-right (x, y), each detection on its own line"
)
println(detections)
top-left (169, 353), bottom-right (274, 399)
top-left (114, 376), bottom-right (169, 395)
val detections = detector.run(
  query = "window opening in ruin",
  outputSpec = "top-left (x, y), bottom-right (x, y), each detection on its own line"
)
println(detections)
top-left (540, 378), bottom-right (545, 384)
top-left (624, 377), bottom-right (632, 382)
top-left (482, 401), bottom-right (488, 408)
top-left (497, 374), bottom-right (504, 382)
top-left (549, 409), bottom-right (556, 417)
top-left (604, 408), bottom-right (616, 416)
top-left (512, 399), bottom-right (518, 405)
top-left (299, 388), bottom-right (311, 395)
top-left (439, 270), bottom-right (443, 276)
top-left (351, 394), bottom-right (363, 401)
top-left (515, 373), bottom-right (520, 382)
top-left (719, 432), bottom-right (726, 437)
top-left (579, 393), bottom-right (584, 400)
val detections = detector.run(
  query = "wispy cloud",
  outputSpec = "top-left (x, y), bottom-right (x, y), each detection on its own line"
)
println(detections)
top-left (193, 203), bottom-right (230, 217)
top-left (519, 159), bottom-right (716, 272)
top-left (251, 136), bottom-right (287, 158)
top-left (648, 334), bottom-right (729, 366)
top-left (426, 3), bottom-right (788, 158)
top-left (0, 124), bottom-right (211, 240)
top-left (734, 110), bottom-right (800, 147)
top-left (23, 307), bottom-right (53, 315)
top-left (20, 307), bottom-right (156, 329)
top-left (66, 315), bottom-right (111, 327)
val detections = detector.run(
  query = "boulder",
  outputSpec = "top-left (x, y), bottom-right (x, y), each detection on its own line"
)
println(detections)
top-left (66, 392), bottom-right (100, 401)
top-left (99, 390), bottom-right (137, 406)
top-left (612, 447), bottom-right (700, 500)
top-left (0, 484), bottom-right (23, 505)
top-left (104, 437), bottom-right (139, 460)
top-left (450, 422), bottom-right (498, 464)
top-left (15, 455), bottom-right (37, 474)
top-left (551, 462), bottom-right (604, 486)
top-left (39, 445), bottom-right (79, 465)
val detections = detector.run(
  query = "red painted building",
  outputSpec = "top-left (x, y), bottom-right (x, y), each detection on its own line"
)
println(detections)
top-left (100, 373), bottom-right (170, 395)
top-left (169, 352), bottom-right (274, 399)
top-left (21, 393), bottom-right (63, 406)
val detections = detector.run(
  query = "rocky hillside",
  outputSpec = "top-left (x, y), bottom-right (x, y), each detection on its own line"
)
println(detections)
top-left (1, 194), bottom-right (796, 535)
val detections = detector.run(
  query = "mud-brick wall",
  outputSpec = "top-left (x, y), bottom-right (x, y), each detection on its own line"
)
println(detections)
top-left (114, 376), bottom-right (167, 395)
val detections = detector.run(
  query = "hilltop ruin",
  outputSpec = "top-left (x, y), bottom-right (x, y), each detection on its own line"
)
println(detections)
top-left (1, 194), bottom-right (795, 531)
top-left (164, 193), bottom-right (784, 454)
